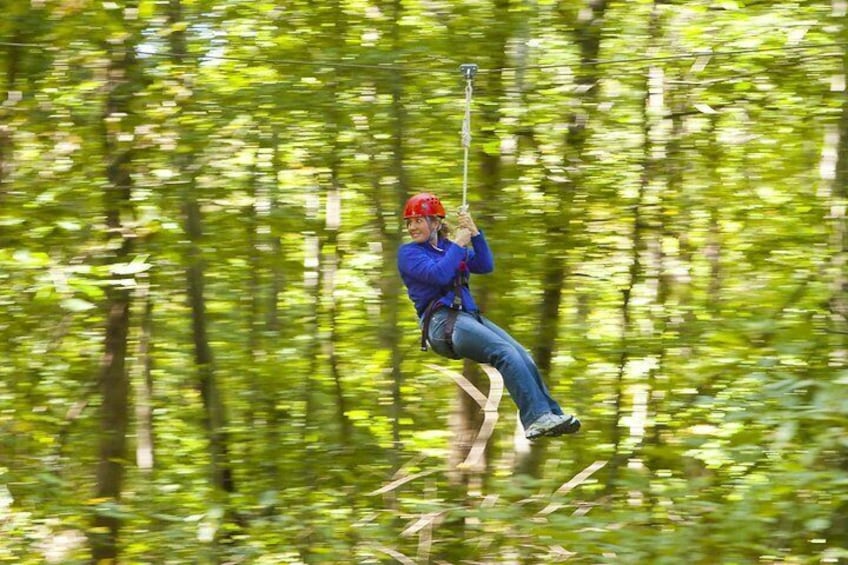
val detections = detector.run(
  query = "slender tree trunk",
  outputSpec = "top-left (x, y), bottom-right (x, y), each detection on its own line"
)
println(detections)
top-left (168, 0), bottom-right (237, 521)
top-left (135, 276), bottom-right (155, 471)
top-left (244, 164), bottom-right (261, 470)
top-left (300, 220), bottom-right (320, 559)
top-left (245, 134), bottom-right (285, 483)
top-left (369, 107), bottom-right (405, 479)
top-left (385, 0), bottom-right (409, 463)
top-left (90, 33), bottom-right (138, 564)
top-left (265, 128), bottom-right (286, 484)
top-left (367, 117), bottom-right (406, 514)
top-left (0, 35), bottom-right (21, 204)
top-left (609, 0), bottom-right (667, 496)
top-left (608, 153), bottom-right (644, 493)
top-left (184, 183), bottom-right (236, 498)
top-left (706, 115), bottom-right (724, 316)
top-left (826, 1), bottom-right (848, 541)
top-left (649, 107), bottom-right (686, 458)
top-left (0, 27), bottom-right (24, 472)
top-left (640, 0), bottom-right (683, 504)
top-left (830, 2), bottom-right (848, 363)
top-left (323, 171), bottom-right (351, 445)
top-left (515, 0), bottom-right (608, 476)
top-left (267, 129), bottom-right (285, 339)
top-left (92, 301), bottom-right (131, 563)
top-left (323, 9), bottom-right (352, 445)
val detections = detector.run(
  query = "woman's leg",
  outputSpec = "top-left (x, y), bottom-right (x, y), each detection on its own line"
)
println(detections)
top-left (445, 311), bottom-right (554, 429)
top-left (477, 316), bottom-right (564, 416)
top-left (425, 308), bottom-right (462, 360)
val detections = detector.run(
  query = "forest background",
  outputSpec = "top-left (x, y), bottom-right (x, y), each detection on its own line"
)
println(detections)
top-left (2, 0), bottom-right (848, 563)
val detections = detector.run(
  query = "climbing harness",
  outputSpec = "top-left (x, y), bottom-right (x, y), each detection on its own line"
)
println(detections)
top-left (419, 262), bottom-right (472, 355)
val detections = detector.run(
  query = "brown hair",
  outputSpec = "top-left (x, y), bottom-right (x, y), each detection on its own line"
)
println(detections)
top-left (431, 217), bottom-right (451, 241)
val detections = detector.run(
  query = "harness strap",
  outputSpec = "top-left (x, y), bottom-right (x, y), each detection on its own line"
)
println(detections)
top-left (420, 302), bottom-right (481, 355)
top-left (420, 257), bottom-right (477, 354)
top-left (452, 265), bottom-right (467, 308)
top-left (420, 302), bottom-right (461, 354)
top-left (443, 308), bottom-right (460, 351)
top-left (420, 299), bottom-right (443, 351)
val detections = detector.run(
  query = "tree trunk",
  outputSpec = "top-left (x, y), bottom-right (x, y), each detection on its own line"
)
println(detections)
top-left (323, 8), bottom-right (352, 445)
top-left (92, 301), bottom-right (131, 563)
top-left (706, 115), bottom-right (724, 316)
top-left (168, 0), bottom-right (237, 519)
top-left (639, 0), bottom-right (684, 505)
top-left (134, 277), bottom-right (155, 471)
top-left (609, 0), bottom-right (669, 496)
top-left (384, 0), bottom-right (409, 464)
top-left (827, 1), bottom-right (848, 542)
top-left (244, 164), bottom-right (261, 471)
top-left (830, 2), bottom-right (848, 363)
top-left (368, 84), bottom-right (406, 478)
top-left (300, 217), bottom-right (321, 559)
top-left (0, 34), bottom-right (21, 204)
top-left (515, 0), bottom-right (608, 476)
top-left (184, 186), bottom-right (236, 498)
top-left (324, 172), bottom-right (351, 445)
top-left (245, 132), bottom-right (286, 483)
top-left (90, 34), bottom-right (137, 564)
top-left (266, 129), bottom-right (289, 484)
top-left (444, 0), bottom-right (510, 492)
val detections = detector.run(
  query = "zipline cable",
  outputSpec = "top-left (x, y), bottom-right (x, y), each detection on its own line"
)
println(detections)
top-left (0, 40), bottom-right (844, 75)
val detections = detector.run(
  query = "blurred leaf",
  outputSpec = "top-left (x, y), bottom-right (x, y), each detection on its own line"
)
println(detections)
top-left (60, 297), bottom-right (97, 312)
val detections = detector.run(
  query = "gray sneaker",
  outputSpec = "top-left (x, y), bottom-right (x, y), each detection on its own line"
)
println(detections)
top-left (525, 413), bottom-right (581, 440)
top-left (547, 414), bottom-right (581, 436)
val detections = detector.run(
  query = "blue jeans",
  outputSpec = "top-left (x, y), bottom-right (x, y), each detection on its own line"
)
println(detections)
top-left (426, 308), bottom-right (564, 428)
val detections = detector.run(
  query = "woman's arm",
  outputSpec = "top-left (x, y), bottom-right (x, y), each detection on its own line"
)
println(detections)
top-left (398, 243), bottom-right (466, 287)
top-left (468, 232), bottom-right (494, 274)
top-left (456, 212), bottom-right (493, 274)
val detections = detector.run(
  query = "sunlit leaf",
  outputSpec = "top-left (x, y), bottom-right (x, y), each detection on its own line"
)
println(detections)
top-left (60, 298), bottom-right (97, 312)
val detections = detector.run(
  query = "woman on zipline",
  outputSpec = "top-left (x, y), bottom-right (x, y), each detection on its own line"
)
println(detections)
top-left (397, 192), bottom-right (581, 440)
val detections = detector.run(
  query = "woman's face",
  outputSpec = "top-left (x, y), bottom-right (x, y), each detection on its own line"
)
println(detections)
top-left (405, 216), bottom-right (437, 244)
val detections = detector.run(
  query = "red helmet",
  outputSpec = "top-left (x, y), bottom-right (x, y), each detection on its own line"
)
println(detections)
top-left (403, 193), bottom-right (445, 219)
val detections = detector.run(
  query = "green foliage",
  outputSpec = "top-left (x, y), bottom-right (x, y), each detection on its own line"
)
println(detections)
top-left (1, 0), bottom-right (847, 563)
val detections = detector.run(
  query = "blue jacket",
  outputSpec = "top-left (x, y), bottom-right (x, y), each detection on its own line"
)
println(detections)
top-left (397, 232), bottom-right (494, 318)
